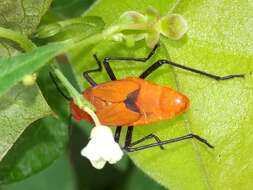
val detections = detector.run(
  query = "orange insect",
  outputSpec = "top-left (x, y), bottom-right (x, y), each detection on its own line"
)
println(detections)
top-left (71, 77), bottom-right (189, 126)
top-left (69, 44), bottom-right (243, 152)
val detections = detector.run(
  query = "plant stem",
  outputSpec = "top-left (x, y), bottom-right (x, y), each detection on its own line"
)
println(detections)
top-left (64, 24), bottom-right (128, 51)
top-left (53, 68), bottom-right (101, 125)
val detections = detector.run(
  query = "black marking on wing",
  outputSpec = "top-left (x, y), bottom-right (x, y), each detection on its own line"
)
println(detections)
top-left (124, 89), bottom-right (140, 113)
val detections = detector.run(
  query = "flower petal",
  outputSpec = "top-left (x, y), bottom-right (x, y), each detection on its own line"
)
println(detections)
top-left (81, 139), bottom-right (107, 169)
top-left (81, 139), bottom-right (99, 160)
top-left (146, 6), bottom-right (160, 23)
top-left (119, 11), bottom-right (147, 25)
top-left (106, 143), bottom-right (123, 164)
top-left (90, 125), bottom-right (114, 139)
top-left (90, 157), bottom-right (107, 169)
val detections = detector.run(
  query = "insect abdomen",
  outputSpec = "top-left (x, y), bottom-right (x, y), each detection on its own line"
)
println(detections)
top-left (128, 78), bottom-right (189, 125)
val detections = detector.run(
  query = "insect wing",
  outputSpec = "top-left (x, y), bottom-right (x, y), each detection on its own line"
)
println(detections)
top-left (96, 103), bottom-right (140, 126)
top-left (90, 80), bottom-right (139, 102)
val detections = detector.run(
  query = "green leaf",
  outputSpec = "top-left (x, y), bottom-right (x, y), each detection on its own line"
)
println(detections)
top-left (50, 0), bottom-right (95, 18)
top-left (0, 0), bottom-right (52, 35)
top-left (71, 1), bottom-right (253, 190)
top-left (0, 117), bottom-right (69, 184)
top-left (0, 0), bottom-right (52, 55)
top-left (123, 166), bottom-right (166, 190)
top-left (0, 84), bottom-right (51, 162)
top-left (0, 155), bottom-right (77, 190)
top-left (0, 42), bottom-right (66, 96)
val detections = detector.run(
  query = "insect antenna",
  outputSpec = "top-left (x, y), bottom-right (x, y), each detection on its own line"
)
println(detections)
top-left (49, 72), bottom-right (72, 101)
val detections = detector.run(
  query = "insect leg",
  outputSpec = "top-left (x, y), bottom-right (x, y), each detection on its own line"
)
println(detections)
top-left (123, 126), bottom-right (164, 150)
top-left (124, 126), bottom-right (133, 147)
top-left (139, 59), bottom-right (244, 80)
top-left (103, 44), bottom-right (160, 80)
top-left (128, 134), bottom-right (165, 150)
top-left (114, 126), bottom-right (122, 143)
top-left (83, 54), bottom-right (103, 86)
top-left (125, 133), bottom-right (214, 152)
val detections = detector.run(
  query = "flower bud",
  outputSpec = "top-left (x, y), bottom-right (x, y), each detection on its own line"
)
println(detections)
top-left (22, 73), bottom-right (37, 86)
top-left (35, 24), bottom-right (61, 38)
top-left (119, 11), bottom-right (147, 25)
top-left (159, 14), bottom-right (188, 40)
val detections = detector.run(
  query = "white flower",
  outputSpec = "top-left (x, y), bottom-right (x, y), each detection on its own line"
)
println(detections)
top-left (81, 125), bottom-right (123, 169)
